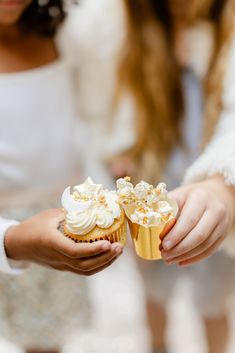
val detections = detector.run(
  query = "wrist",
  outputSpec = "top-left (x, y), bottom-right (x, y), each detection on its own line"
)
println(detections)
top-left (205, 175), bottom-right (235, 218)
top-left (4, 224), bottom-right (25, 261)
top-left (206, 175), bottom-right (235, 196)
top-left (0, 219), bottom-right (29, 275)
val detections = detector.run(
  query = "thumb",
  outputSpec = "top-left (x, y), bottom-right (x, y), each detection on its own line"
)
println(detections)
top-left (168, 185), bottom-right (190, 211)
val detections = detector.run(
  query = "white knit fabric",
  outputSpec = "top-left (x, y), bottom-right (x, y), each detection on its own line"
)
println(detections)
top-left (183, 37), bottom-right (235, 256)
top-left (184, 34), bottom-right (235, 186)
top-left (184, 131), bottom-right (235, 185)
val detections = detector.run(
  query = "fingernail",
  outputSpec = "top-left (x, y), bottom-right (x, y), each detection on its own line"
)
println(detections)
top-left (113, 245), bottom-right (122, 254)
top-left (162, 253), bottom-right (173, 261)
top-left (116, 248), bottom-right (123, 256)
top-left (163, 240), bottom-right (173, 251)
top-left (102, 243), bottom-right (110, 251)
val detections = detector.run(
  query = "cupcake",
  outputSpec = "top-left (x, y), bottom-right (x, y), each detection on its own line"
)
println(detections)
top-left (117, 177), bottom-right (178, 260)
top-left (61, 177), bottom-right (126, 245)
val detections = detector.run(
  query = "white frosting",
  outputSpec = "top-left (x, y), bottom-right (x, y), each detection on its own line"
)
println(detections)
top-left (134, 181), bottom-right (152, 199)
top-left (117, 177), bottom-right (176, 227)
top-left (66, 209), bottom-right (97, 235)
top-left (116, 178), bottom-right (134, 199)
top-left (157, 201), bottom-right (173, 215)
top-left (130, 208), bottom-right (163, 228)
top-left (116, 178), bottom-right (133, 190)
top-left (62, 178), bottom-right (121, 235)
top-left (156, 183), bottom-right (167, 197)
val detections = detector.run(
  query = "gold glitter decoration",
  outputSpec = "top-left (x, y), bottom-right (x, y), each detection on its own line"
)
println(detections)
top-left (124, 176), bottom-right (131, 182)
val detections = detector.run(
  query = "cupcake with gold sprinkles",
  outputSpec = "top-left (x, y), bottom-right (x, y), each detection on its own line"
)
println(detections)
top-left (117, 177), bottom-right (178, 260)
top-left (61, 177), bottom-right (126, 245)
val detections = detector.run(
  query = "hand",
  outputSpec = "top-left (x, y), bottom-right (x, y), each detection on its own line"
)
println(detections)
top-left (5, 209), bottom-right (123, 276)
top-left (161, 176), bottom-right (235, 267)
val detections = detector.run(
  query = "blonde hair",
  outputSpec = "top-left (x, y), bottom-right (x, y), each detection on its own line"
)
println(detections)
top-left (117, 0), bottom-right (235, 181)
top-left (204, 0), bottom-right (235, 141)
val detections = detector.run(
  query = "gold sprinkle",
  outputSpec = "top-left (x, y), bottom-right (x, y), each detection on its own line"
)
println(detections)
top-left (72, 191), bottom-right (79, 199)
top-left (143, 217), bottom-right (148, 225)
top-left (124, 176), bottom-right (131, 182)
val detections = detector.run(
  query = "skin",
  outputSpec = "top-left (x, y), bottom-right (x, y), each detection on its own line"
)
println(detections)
top-left (0, 0), bottom-right (58, 73)
top-left (0, 1), bottom-right (123, 276)
top-left (0, 0), bottom-right (31, 26)
top-left (161, 176), bottom-right (235, 266)
top-left (5, 209), bottom-right (123, 276)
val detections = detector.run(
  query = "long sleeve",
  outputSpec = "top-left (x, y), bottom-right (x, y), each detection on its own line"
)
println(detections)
top-left (184, 34), bottom-right (235, 186)
top-left (183, 36), bottom-right (235, 256)
top-left (0, 217), bottom-right (28, 275)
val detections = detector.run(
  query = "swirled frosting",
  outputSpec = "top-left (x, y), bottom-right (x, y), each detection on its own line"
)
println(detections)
top-left (117, 177), bottom-right (176, 227)
top-left (62, 177), bottom-right (121, 235)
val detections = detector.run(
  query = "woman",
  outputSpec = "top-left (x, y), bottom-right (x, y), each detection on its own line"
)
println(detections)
top-left (0, 2), bottom-right (149, 353)
top-left (0, 0), bottom-right (122, 277)
top-left (72, 0), bottom-right (235, 352)
top-left (0, 0), bottom-right (151, 353)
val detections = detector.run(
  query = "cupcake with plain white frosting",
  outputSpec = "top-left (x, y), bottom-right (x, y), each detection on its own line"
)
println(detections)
top-left (116, 177), bottom-right (178, 260)
top-left (61, 177), bottom-right (126, 245)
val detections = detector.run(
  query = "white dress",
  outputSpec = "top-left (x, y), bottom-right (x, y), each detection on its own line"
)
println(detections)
top-left (0, 57), bottom-right (91, 350)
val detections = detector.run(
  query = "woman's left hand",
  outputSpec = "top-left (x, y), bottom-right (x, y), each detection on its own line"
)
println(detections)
top-left (161, 176), bottom-right (235, 267)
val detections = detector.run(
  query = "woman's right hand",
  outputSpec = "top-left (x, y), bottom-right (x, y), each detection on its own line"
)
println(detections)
top-left (4, 209), bottom-right (123, 276)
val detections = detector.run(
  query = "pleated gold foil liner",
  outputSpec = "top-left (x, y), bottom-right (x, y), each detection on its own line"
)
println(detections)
top-left (125, 199), bottom-right (178, 260)
top-left (59, 220), bottom-right (127, 246)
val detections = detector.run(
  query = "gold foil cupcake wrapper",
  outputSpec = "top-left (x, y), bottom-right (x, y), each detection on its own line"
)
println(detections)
top-left (59, 221), bottom-right (127, 246)
top-left (125, 199), bottom-right (178, 260)
top-left (128, 217), bottom-right (176, 260)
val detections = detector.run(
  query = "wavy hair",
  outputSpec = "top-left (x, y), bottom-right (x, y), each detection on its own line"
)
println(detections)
top-left (117, 0), bottom-right (235, 181)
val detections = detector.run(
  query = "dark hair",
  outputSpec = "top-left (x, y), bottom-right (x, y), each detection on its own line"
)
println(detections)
top-left (19, 0), bottom-right (66, 37)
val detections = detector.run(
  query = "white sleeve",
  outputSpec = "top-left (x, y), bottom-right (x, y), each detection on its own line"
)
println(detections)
top-left (0, 218), bottom-right (29, 275)
top-left (183, 37), bottom-right (235, 257)
top-left (184, 37), bottom-right (235, 186)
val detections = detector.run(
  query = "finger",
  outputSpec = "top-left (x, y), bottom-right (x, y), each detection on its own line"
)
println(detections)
top-left (164, 222), bottom-right (225, 265)
top-left (52, 231), bottom-right (113, 258)
top-left (159, 218), bottom-right (177, 241)
top-left (167, 186), bottom-right (190, 210)
top-left (64, 243), bottom-right (123, 272)
top-left (162, 192), bottom-right (206, 251)
top-left (63, 256), bottom-right (119, 276)
top-left (177, 236), bottom-right (225, 267)
top-left (162, 210), bottom-right (218, 259)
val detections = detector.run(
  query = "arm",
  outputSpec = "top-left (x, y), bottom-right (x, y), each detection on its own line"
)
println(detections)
top-left (1, 209), bottom-right (123, 276)
top-left (161, 119), bottom-right (235, 266)
top-left (160, 36), bottom-right (235, 265)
